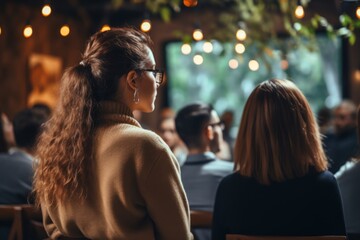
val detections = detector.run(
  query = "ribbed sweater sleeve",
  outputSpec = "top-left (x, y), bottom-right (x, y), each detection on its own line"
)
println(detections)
top-left (138, 136), bottom-right (193, 240)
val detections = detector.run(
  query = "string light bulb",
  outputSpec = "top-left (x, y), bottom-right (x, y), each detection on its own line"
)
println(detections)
top-left (23, 25), bottom-right (33, 38)
top-left (42, 4), bottom-right (52, 17)
top-left (101, 24), bottom-right (111, 32)
top-left (193, 29), bottom-right (203, 41)
top-left (229, 59), bottom-right (239, 69)
top-left (0, 26), bottom-right (2, 36)
top-left (295, 4), bottom-right (305, 19)
top-left (249, 60), bottom-right (259, 71)
top-left (356, 5), bottom-right (360, 19)
top-left (202, 41), bottom-right (213, 53)
top-left (235, 43), bottom-right (245, 54)
top-left (236, 29), bottom-right (247, 41)
top-left (60, 25), bottom-right (70, 37)
top-left (140, 19), bottom-right (151, 32)
top-left (183, 0), bottom-right (198, 7)
top-left (193, 54), bottom-right (203, 65)
top-left (181, 43), bottom-right (192, 55)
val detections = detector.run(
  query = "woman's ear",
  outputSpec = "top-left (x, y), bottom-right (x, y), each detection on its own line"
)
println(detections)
top-left (126, 70), bottom-right (138, 90)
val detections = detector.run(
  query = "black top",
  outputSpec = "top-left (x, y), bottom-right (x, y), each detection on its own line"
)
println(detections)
top-left (212, 170), bottom-right (346, 240)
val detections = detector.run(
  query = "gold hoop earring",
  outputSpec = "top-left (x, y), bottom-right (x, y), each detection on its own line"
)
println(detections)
top-left (133, 88), bottom-right (140, 104)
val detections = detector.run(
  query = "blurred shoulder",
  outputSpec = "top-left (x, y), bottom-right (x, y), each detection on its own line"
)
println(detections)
top-left (313, 170), bottom-right (340, 192)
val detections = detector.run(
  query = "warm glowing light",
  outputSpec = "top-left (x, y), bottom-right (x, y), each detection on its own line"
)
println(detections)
top-left (229, 59), bottom-right (239, 69)
top-left (235, 43), bottom-right (245, 54)
top-left (236, 29), bottom-right (247, 41)
top-left (248, 60), bottom-right (259, 71)
top-left (193, 29), bottom-right (203, 41)
top-left (23, 25), bottom-right (33, 38)
top-left (42, 4), bottom-right (52, 17)
top-left (101, 25), bottom-right (111, 32)
top-left (202, 41), bottom-right (213, 53)
top-left (60, 25), bottom-right (70, 37)
top-left (183, 0), bottom-right (198, 7)
top-left (140, 19), bottom-right (151, 32)
top-left (356, 6), bottom-right (360, 19)
top-left (0, 26), bottom-right (2, 36)
top-left (295, 5), bottom-right (305, 19)
top-left (181, 43), bottom-right (192, 55)
top-left (281, 59), bottom-right (289, 70)
top-left (354, 70), bottom-right (360, 82)
top-left (193, 54), bottom-right (203, 65)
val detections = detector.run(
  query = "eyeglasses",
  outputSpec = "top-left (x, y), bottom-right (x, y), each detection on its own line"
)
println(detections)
top-left (136, 69), bottom-right (165, 86)
top-left (208, 121), bottom-right (225, 131)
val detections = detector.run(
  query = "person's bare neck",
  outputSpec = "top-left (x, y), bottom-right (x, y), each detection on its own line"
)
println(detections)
top-left (187, 145), bottom-right (210, 155)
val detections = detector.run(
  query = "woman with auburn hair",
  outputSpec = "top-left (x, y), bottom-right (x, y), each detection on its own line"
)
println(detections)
top-left (34, 28), bottom-right (193, 240)
top-left (212, 79), bottom-right (346, 240)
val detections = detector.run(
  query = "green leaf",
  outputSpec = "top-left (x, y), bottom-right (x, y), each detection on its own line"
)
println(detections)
top-left (311, 17), bottom-right (319, 28)
top-left (337, 27), bottom-right (350, 36)
top-left (339, 14), bottom-right (353, 27)
top-left (349, 33), bottom-right (356, 45)
top-left (354, 20), bottom-right (360, 28)
top-left (159, 6), bottom-right (171, 22)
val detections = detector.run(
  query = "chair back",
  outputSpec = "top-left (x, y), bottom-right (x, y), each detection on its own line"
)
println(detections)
top-left (0, 205), bottom-right (24, 240)
top-left (226, 235), bottom-right (347, 240)
top-left (0, 204), bottom-right (47, 240)
top-left (347, 233), bottom-right (360, 240)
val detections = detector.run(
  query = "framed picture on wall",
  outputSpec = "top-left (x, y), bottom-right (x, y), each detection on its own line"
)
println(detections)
top-left (27, 53), bottom-right (62, 110)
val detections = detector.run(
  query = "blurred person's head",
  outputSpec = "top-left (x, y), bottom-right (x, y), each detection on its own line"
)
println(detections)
top-left (0, 112), bottom-right (16, 153)
top-left (221, 110), bottom-right (234, 135)
top-left (158, 117), bottom-right (180, 151)
top-left (317, 106), bottom-right (333, 134)
top-left (13, 108), bottom-right (49, 154)
top-left (175, 103), bottom-right (224, 153)
top-left (333, 100), bottom-right (357, 135)
top-left (31, 103), bottom-right (52, 119)
top-left (234, 79), bottom-right (327, 185)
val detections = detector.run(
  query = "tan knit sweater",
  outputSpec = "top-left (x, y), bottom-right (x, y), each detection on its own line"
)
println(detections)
top-left (42, 101), bottom-right (193, 240)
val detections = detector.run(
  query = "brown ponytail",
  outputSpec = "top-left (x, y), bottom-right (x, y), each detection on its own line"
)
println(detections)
top-left (34, 65), bottom-right (94, 204)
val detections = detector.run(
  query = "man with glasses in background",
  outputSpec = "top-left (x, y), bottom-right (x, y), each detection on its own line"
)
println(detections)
top-left (175, 103), bottom-right (234, 240)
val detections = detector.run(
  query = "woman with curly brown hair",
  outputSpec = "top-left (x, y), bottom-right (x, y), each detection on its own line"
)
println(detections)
top-left (212, 79), bottom-right (346, 240)
top-left (34, 28), bottom-right (193, 240)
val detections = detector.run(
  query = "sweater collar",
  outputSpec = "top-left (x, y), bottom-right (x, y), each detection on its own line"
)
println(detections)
top-left (96, 101), bottom-right (141, 128)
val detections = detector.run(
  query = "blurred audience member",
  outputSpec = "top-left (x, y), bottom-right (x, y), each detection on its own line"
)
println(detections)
top-left (212, 79), bottom-right (345, 240)
top-left (0, 108), bottom-right (48, 204)
top-left (32, 103), bottom-right (52, 118)
top-left (335, 105), bottom-right (360, 235)
top-left (323, 100), bottom-right (358, 173)
top-left (176, 103), bottom-right (234, 240)
top-left (317, 106), bottom-right (334, 135)
top-left (216, 110), bottom-right (235, 162)
top-left (0, 112), bottom-right (16, 153)
top-left (158, 115), bottom-right (188, 165)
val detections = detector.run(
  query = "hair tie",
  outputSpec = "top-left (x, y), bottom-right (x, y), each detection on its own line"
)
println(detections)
top-left (79, 61), bottom-right (86, 66)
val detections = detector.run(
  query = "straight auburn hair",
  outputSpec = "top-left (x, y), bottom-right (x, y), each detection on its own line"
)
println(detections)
top-left (234, 79), bottom-right (327, 184)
